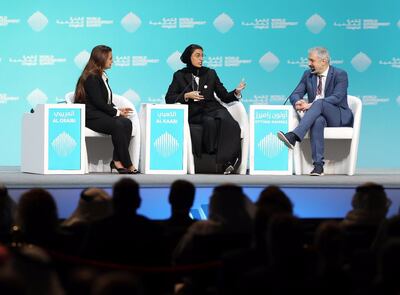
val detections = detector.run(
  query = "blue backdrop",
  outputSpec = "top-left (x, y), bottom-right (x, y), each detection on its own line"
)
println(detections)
top-left (1, 0), bottom-right (399, 171)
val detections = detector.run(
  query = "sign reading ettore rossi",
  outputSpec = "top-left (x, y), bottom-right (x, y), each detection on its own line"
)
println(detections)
top-left (250, 105), bottom-right (294, 175)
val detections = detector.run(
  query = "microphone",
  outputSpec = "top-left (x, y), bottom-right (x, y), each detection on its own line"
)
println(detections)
top-left (283, 96), bottom-right (290, 105)
top-left (173, 73), bottom-right (197, 103)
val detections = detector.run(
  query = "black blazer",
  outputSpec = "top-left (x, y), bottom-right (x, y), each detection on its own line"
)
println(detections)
top-left (165, 68), bottom-right (238, 118)
top-left (84, 74), bottom-right (117, 120)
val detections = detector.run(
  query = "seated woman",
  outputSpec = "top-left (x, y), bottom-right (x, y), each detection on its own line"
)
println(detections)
top-left (165, 44), bottom-right (246, 174)
top-left (74, 45), bottom-right (138, 174)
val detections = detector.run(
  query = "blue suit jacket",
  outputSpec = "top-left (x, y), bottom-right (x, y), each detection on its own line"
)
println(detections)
top-left (289, 66), bottom-right (353, 126)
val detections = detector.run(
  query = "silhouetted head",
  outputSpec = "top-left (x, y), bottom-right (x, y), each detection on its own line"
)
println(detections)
top-left (17, 188), bottom-right (58, 239)
top-left (254, 185), bottom-right (294, 249)
top-left (62, 187), bottom-right (112, 227)
top-left (209, 184), bottom-right (253, 233)
top-left (343, 182), bottom-right (391, 226)
top-left (112, 178), bottom-right (141, 215)
top-left (352, 182), bottom-right (391, 212)
top-left (168, 180), bottom-right (195, 212)
top-left (256, 185), bottom-right (293, 216)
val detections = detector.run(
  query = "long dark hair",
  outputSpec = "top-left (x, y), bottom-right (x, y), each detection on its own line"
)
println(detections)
top-left (74, 45), bottom-right (112, 103)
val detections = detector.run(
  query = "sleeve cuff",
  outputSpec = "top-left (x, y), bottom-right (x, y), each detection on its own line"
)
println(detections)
top-left (234, 91), bottom-right (242, 99)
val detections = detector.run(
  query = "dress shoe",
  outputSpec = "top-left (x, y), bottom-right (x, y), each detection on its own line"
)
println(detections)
top-left (110, 161), bottom-right (133, 174)
top-left (277, 131), bottom-right (297, 149)
top-left (310, 164), bottom-right (324, 176)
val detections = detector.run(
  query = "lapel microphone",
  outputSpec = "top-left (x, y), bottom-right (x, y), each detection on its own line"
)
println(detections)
top-left (173, 75), bottom-right (196, 103)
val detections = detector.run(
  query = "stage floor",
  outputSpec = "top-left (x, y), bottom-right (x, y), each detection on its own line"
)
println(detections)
top-left (1, 171), bottom-right (400, 220)
top-left (1, 171), bottom-right (400, 188)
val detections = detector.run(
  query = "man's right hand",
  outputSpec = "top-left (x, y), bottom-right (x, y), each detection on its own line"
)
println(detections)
top-left (295, 100), bottom-right (310, 111)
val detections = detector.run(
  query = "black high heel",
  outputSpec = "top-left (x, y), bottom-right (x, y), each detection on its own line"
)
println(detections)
top-left (110, 161), bottom-right (133, 174)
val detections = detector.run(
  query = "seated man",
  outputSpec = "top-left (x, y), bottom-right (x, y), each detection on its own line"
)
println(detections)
top-left (277, 47), bottom-right (353, 176)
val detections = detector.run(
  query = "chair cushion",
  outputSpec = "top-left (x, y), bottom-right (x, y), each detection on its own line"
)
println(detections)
top-left (324, 127), bottom-right (353, 139)
top-left (84, 126), bottom-right (137, 137)
top-left (304, 127), bottom-right (353, 139)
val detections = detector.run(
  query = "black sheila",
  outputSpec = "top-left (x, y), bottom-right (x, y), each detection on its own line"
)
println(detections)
top-left (165, 44), bottom-right (246, 174)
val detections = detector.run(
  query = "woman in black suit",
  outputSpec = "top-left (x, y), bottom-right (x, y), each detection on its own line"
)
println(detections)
top-left (74, 45), bottom-right (137, 174)
top-left (165, 44), bottom-right (246, 174)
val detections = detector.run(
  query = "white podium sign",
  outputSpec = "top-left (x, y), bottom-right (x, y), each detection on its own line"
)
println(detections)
top-left (21, 104), bottom-right (85, 174)
top-left (139, 104), bottom-right (188, 174)
top-left (249, 105), bottom-right (294, 175)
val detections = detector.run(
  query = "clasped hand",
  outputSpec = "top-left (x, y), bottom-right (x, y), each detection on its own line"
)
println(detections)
top-left (119, 107), bottom-right (133, 117)
top-left (295, 100), bottom-right (311, 111)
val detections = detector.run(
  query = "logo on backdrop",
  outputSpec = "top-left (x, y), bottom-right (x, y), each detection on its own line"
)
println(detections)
top-left (27, 11), bottom-right (48, 32)
top-left (27, 88), bottom-right (48, 107)
top-left (114, 56), bottom-right (160, 67)
top-left (379, 57), bottom-right (400, 69)
top-left (122, 89), bottom-right (141, 108)
top-left (51, 132), bottom-right (77, 157)
top-left (121, 12), bottom-right (142, 32)
top-left (203, 56), bottom-right (252, 68)
top-left (9, 55), bottom-right (66, 66)
top-left (0, 93), bottom-right (19, 104)
top-left (333, 19), bottom-right (390, 30)
top-left (167, 51), bottom-right (185, 71)
top-left (397, 96), bottom-right (400, 106)
top-left (259, 51), bottom-right (280, 72)
top-left (305, 14), bottom-right (326, 34)
top-left (361, 95), bottom-right (390, 106)
top-left (397, 20), bottom-right (400, 29)
top-left (351, 52), bottom-right (372, 72)
top-left (0, 16), bottom-right (20, 26)
top-left (213, 13), bottom-right (234, 33)
top-left (149, 17), bottom-right (206, 29)
top-left (154, 132), bottom-right (180, 158)
top-left (258, 133), bottom-right (285, 158)
top-left (56, 16), bottom-right (113, 28)
top-left (74, 50), bottom-right (90, 69)
top-left (241, 18), bottom-right (298, 30)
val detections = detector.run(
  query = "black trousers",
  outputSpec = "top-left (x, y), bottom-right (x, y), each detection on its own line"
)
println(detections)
top-left (86, 116), bottom-right (133, 167)
top-left (190, 107), bottom-right (241, 166)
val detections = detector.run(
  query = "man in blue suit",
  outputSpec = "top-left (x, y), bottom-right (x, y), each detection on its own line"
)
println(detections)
top-left (277, 47), bottom-right (353, 176)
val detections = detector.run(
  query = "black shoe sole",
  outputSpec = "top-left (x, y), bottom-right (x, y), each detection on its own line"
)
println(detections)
top-left (310, 172), bottom-right (324, 176)
top-left (277, 131), bottom-right (294, 149)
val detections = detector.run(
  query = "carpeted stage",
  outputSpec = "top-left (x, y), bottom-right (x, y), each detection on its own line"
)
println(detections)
top-left (1, 170), bottom-right (400, 221)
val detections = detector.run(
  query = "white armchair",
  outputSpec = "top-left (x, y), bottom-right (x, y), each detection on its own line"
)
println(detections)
top-left (64, 92), bottom-right (140, 173)
top-left (293, 95), bottom-right (362, 175)
top-left (187, 96), bottom-right (249, 174)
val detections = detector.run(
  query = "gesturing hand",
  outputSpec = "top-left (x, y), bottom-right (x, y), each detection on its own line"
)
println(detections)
top-left (184, 91), bottom-right (204, 101)
top-left (235, 79), bottom-right (246, 96)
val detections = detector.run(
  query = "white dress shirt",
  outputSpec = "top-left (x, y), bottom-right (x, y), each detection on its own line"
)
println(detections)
top-left (315, 66), bottom-right (329, 100)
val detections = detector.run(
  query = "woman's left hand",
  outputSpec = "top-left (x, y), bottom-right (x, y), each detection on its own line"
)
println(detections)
top-left (119, 107), bottom-right (133, 117)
